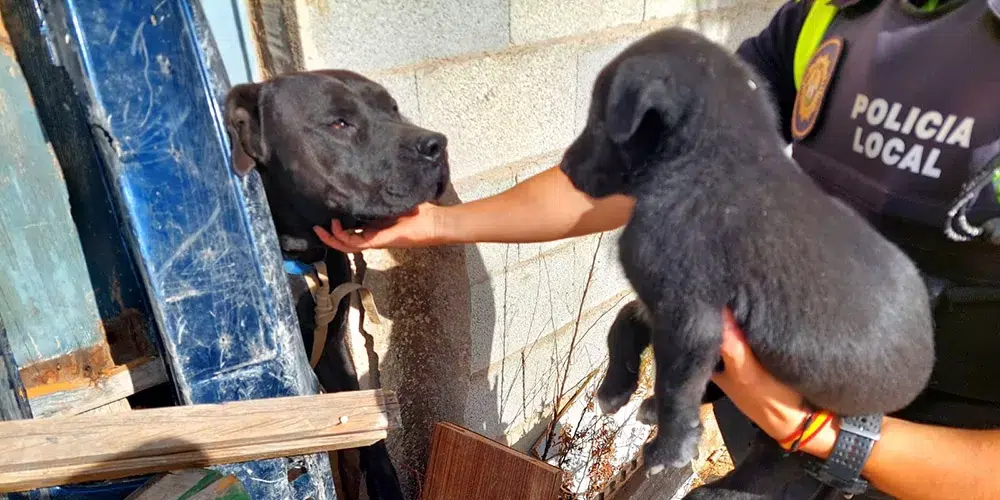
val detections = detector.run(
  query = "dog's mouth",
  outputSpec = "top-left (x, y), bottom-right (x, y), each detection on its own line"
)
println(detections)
top-left (434, 177), bottom-right (447, 199)
top-left (331, 155), bottom-right (449, 233)
top-left (429, 156), bottom-right (450, 200)
top-left (339, 205), bottom-right (420, 232)
top-left (340, 213), bottom-right (391, 231)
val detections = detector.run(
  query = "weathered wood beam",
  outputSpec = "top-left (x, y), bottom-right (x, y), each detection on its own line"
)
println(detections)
top-left (26, 357), bottom-right (166, 418)
top-left (244, 0), bottom-right (304, 78)
top-left (0, 389), bottom-right (400, 492)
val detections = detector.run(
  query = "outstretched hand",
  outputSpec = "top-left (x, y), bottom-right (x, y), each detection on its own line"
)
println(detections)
top-left (313, 202), bottom-right (444, 253)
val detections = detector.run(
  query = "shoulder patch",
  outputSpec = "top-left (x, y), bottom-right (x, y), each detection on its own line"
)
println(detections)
top-left (791, 37), bottom-right (845, 142)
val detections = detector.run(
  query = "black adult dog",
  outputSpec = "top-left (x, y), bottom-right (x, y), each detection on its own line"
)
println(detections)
top-left (560, 27), bottom-right (935, 497)
top-left (225, 70), bottom-right (449, 500)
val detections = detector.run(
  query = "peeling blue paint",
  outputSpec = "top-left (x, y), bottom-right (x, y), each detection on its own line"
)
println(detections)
top-left (0, 33), bottom-right (104, 366)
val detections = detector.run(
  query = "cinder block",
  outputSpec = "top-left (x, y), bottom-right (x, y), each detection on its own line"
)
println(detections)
top-left (416, 45), bottom-right (578, 179)
top-left (644, 0), bottom-right (744, 21)
top-left (510, 0), bottom-right (645, 45)
top-left (370, 71), bottom-right (421, 123)
top-left (574, 37), bottom-right (640, 134)
top-left (451, 151), bottom-right (562, 206)
top-left (465, 296), bottom-right (623, 442)
top-left (296, 0), bottom-right (509, 73)
top-left (699, 1), bottom-right (786, 50)
top-left (644, 0), bottom-right (784, 49)
top-left (574, 3), bottom-right (782, 132)
top-left (449, 151), bottom-right (567, 283)
top-left (468, 231), bottom-right (630, 373)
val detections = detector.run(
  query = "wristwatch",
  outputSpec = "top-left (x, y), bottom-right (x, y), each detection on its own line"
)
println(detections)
top-left (804, 413), bottom-right (883, 497)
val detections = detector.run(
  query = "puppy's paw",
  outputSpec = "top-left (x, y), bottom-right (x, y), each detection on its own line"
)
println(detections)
top-left (643, 418), bottom-right (703, 474)
top-left (596, 374), bottom-right (638, 415)
top-left (637, 397), bottom-right (656, 425)
top-left (596, 389), bottom-right (631, 415)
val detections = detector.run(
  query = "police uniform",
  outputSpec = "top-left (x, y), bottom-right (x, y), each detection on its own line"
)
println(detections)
top-left (710, 0), bottom-right (1000, 497)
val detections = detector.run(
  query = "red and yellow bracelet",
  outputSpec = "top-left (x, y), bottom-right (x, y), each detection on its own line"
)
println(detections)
top-left (778, 408), bottom-right (834, 452)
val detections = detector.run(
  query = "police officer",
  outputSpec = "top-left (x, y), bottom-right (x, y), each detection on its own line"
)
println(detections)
top-left (316, 0), bottom-right (1000, 497)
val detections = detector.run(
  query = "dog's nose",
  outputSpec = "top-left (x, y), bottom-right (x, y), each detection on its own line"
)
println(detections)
top-left (416, 133), bottom-right (446, 162)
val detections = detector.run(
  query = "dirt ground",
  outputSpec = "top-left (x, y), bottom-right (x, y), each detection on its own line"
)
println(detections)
top-left (689, 404), bottom-right (735, 489)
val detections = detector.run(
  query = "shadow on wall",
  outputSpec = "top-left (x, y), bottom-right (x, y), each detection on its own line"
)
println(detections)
top-left (364, 183), bottom-right (627, 497)
top-left (362, 184), bottom-right (498, 497)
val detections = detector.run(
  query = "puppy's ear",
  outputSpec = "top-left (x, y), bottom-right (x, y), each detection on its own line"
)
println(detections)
top-left (604, 59), bottom-right (671, 145)
top-left (224, 83), bottom-right (268, 177)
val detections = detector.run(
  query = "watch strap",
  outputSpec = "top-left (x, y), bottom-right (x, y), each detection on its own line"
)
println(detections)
top-left (804, 413), bottom-right (883, 496)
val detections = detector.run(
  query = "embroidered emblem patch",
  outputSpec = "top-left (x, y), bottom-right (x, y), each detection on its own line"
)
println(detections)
top-left (792, 37), bottom-right (845, 142)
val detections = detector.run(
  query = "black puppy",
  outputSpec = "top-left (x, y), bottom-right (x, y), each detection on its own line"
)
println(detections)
top-left (225, 70), bottom-right (449, 500)
top-left (560, 27), bottom-right (935, 494)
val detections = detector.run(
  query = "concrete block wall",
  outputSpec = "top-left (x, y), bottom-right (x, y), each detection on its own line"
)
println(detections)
top-left (292, 0), bottom-right (784, 494)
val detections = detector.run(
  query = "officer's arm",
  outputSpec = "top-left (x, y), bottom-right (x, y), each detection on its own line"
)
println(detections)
top-left (852, 418), bottom-right (1000, 499)
top-left (734, 0), bottom-right (811, 142)
top-left (713, 312), bottom-right (1000, 500)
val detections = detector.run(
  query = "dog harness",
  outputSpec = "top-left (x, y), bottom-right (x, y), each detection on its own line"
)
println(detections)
top-left (283, 256), bottom-right (381, 368)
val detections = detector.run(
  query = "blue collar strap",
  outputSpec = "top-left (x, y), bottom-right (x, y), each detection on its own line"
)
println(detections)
top-left (283, 259), bottom-right (315, 276)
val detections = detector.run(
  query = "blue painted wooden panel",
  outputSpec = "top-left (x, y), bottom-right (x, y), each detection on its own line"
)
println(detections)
top-left (0, 39), bottom-right (104, 367)
top-left (24, 0), bottom-right (336, 497)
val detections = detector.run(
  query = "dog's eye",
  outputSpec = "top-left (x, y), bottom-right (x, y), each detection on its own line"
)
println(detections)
top-left (331, 118), bottom-right (351, 129)
top-left (392, 105), bottom-right (399, 113)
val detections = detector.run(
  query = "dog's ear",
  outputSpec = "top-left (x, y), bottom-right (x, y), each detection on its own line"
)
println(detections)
top-left (225, 83), bottom-right (268, 176)
top-left (604, 59), bottom-right (671, 145)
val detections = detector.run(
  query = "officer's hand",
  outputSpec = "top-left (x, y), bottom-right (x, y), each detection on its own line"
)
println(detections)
top-left (313, 202), bottom-right (445, 253)
top-left (711, 309), bottom-right (818, 446)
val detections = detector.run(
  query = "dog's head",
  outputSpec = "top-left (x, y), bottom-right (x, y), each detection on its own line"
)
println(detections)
top-left (560, 28), bottom-right (774, 198)
top-left (225, 70), bottom-right (449, 249)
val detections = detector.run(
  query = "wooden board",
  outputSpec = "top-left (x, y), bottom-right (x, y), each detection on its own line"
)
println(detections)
top-left (421, 422), bottom-right (564, 500)
top-left (245, 0), bottom-right (304, 78)
top-left (79, 396), bottom-right (132, 416)
top-left (28, 357), bottom-right (166, 418)
top-left (0, 389), bottom-right (400, 492)
top-left (126, 469), bottom-right (250, 500)
top-left (605, 460), bottom-right (694, 500)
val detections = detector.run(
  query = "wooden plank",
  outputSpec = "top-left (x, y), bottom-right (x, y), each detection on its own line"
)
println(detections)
top-left (125, 469), bottom-right (250, 500)
top-left (421, 422), bottom-right (564, 500)
top-left (606, 460), bottom-right (694, 500)
top-left (2, 389), bottom-right (398, 466)
top-left (79, 397), bottom-right (132, 416)
top-left (0, 389), bottom-right (400, 492)
top-left (4, 431), bottom-right (389, 494)
top-left (244, 0), bottom-right (303, 78)
top-left (27, 356), bottom-right (166, 418)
